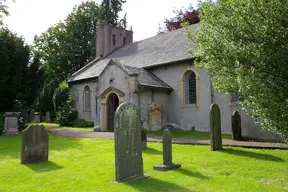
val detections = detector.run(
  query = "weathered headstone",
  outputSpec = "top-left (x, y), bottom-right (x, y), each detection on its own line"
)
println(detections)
top-left (231, 111), bottom-right (242, 141)
top-left (45, 111), bottom-right (51, 123)
top-left (141, 118), bottom-right (149, 149)
top-left (154, 127), bottom-right (181, 171)
top-left (148, 101), bottom-right (162, 131)
top-left (33, 112), bottom-right (41, 123)
top-left (114, 102), bottom-right (148, 182)
top-left (21, 125), bottom-right (49, 164)
top-left (210, 103), bottom-right (222, 151)
top-left (3, 112), bottom-right (20, 136)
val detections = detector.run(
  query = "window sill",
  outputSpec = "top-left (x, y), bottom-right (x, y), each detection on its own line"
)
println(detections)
top-left (182, 104), bottom-right (199, 108)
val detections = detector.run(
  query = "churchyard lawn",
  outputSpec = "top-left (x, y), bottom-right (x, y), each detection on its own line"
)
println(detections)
top-left (148, 128), bottom-right (232, 141)
top-left (27, 123), bottom-right (94, 132)
top-left (0, 135), bottom-right (287, 192)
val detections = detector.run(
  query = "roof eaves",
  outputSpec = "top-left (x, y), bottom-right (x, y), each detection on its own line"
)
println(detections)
top-left (68, 57), bottom-right (101, 82)
top-left (143, 56), bottom-right (196, 69)
top-left (139, 83), bottom-right (174, 91)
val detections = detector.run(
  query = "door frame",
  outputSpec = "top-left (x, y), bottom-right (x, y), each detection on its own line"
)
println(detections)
top-left (99, 86), bottom-right (125, 131)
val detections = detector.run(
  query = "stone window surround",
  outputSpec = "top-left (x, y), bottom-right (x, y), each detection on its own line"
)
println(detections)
top-left (181, 68), bottom-right (199, 108)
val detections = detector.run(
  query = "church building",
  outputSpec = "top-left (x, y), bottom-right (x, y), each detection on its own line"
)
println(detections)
top-left (68, 22), bottom-right (278, 140)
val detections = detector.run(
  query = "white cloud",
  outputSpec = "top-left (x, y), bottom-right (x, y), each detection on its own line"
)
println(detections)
top-left (3, 0), bottom-right (198, 44)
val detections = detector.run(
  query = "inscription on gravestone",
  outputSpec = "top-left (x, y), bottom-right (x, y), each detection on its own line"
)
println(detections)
top-left (232, 111), bottom-right (242, 141)
top-left (154, 127), bottom-right (181, 171)
top-left (114, 102), bottom-right (148, 182)
top-left (21, 125), bottom-right (49, 164)
top-left (210, 103), bottom-right (222, 151)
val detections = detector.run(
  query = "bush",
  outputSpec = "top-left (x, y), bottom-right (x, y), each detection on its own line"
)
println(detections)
top-left (53, 81), bottom-right (71, 113)
top-left (54, 81), bottom-right (77, 126)
top-left (56, 94), bottom-right (77, 126)
top-left (69, 119), bottom-right (94, 128)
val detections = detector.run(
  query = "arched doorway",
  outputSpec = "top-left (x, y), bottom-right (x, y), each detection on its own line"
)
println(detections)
top-left (107, 93), bottom-right (119, 132)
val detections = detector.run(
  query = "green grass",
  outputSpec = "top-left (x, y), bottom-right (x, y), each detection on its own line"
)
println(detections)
top-left (27, 122), bottom-right (94, 132)
top-left (0, 135), bottom-right (287, 192)
top-left (148, 129), bottom-right (232, 140)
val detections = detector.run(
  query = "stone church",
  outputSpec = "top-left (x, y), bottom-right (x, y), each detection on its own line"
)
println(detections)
top-left (68, 22), bottom-right (278, 140)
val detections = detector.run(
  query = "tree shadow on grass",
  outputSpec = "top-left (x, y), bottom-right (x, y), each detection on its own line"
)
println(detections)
top-left (125, 177), bottom-right (193, 192)
top-left (176, 168), bottom-right (210, 180)
top-left (24, 161), bottom-right (63, 173)
top-left (142, 147), bottom-right (162, 155)
top-left (220, 148), bottom-right (284, 162)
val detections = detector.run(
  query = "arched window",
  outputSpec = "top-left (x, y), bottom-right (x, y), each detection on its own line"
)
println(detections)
top-left (84, 86), bottom-right (91, 111)
top-left (184, 70), bottom-right (197, 104)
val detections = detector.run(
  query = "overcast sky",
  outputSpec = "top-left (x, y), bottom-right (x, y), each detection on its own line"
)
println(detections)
top-left (3, 0), bottom-right (199, 45)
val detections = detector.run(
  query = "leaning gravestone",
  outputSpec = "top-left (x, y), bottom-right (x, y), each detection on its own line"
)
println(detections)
top-left (231, 111), bottom-right (242, 141)
top-left (3, 112), bottom-right (20, 136)
top-left (154, 127), bottom-right (181, 171)
top-left (114, 102), bottom-right (148, 182)
top-left (210, 103), bottom-right (222, 151)
top-left (21, 125), bottom-right (49, 164)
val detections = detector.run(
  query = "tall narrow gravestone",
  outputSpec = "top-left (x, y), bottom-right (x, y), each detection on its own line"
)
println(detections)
top-left (154, 127), bottom-right (181, 171)
top-left (231, 111), bottom-right (242, 141)
top-left (210, 103), bottom-right (222, 151)
top-left (21, 125), bottom-right (49, 164)
top-left (114, 102), bottom-right (148, 182)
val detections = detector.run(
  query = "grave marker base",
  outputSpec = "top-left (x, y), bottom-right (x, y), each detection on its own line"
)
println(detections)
top-left (116, 174), bottom-right (149, 183)
top-left (153, 163), bottom-right (181, 171)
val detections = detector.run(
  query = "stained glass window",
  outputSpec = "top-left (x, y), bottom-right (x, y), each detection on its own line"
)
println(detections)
top-left (84, 86), bottom-right (91, 111)
top-left (184, 70), bottom-right (197, 104)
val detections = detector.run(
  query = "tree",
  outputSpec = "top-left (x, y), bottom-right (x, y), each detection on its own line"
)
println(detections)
top-left (0, 0), bottom-right (9, 25)
top-left (99, 0), bottom-right (126, 27)
top-left (191, 0), bottom-right (288, 139)
top-left (0, 28), bottom-right (43, 113)
top-left (163, 4), bottom-right (199, 32)
top-left (34, 0), bottom-right (127, 113)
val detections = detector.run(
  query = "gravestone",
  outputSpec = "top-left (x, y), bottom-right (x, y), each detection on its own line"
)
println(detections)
top-left (154, 127), bottom-right (181, 171)
top-left (231, 111), bottom-right (242, 140)
top-left (21, 125), bottom-right (49, 164)
top-left (114, 102), bottom-right (148, 182)
top-left (148, 101), bottom-right (162, 131)
top-left (3, 112), bottom-right (20, 136)
top-left (45, 111), bottom-right (51, 123)
top-left (210, 103), bottom-right (222, 151)
top-left (33, 112), bottom-right (41, 123)
top-left (141, 118), bottom-right (149, 149)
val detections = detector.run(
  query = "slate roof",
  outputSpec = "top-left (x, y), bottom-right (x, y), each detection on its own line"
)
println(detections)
top-left (68, 23), bottom-right (200, 88)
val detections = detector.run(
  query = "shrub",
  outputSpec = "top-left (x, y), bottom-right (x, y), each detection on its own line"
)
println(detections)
top-left (54, 81), bottom-right (77, 126)
top-left (69, 119), bottom-right (94, 128)
top-left (56, 94), bottom-right (77, 126)
top-left (53, 81), bottom-right (71, 113)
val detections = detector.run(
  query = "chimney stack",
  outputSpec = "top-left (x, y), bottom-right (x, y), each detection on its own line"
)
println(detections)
top-left (96, 21), bottom-right (133, 58)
